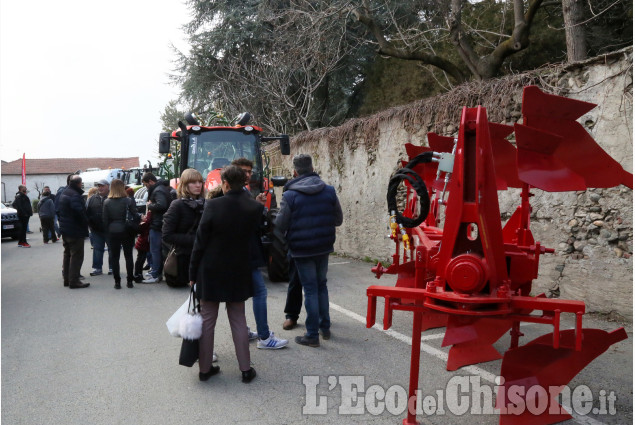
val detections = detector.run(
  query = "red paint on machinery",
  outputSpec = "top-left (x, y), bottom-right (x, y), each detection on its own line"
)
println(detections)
top-left (367, 86), bottom-right (631, 425)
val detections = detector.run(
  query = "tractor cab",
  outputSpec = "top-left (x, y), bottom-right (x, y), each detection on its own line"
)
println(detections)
top-left (185, 128), bottom-right (265, 197)
top-left (158, 112), bottom-right (292, 282)
top-left (159, 113), bottom-right (290, 203)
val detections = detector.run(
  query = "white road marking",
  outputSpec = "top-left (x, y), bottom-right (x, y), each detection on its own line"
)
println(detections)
top-left (330, 302), bottom-right (607, 425)
top-left (328, 261), bottom-right (351, 265)
top-left (331, 303), bottom-right (499, 383)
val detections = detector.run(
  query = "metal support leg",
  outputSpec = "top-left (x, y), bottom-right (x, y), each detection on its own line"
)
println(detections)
top-left (404, 310), bottom-right (423, 425)
top-left (510, 321), bottom-right (521, 349)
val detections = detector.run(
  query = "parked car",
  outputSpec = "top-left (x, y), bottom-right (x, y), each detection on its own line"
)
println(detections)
top-left (1, 203), bottom-right (21, 240)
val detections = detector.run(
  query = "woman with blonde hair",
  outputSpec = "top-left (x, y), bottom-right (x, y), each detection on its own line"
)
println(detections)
top-left (85, 187), bottom-right (98, 204)
top-left (162, 169), bottom-right (205, 287)
top-left (103, 179), bottom-right (138, 289)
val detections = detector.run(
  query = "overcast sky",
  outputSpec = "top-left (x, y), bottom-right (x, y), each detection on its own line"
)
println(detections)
top-left (0, 0), bottom-right (191, 168)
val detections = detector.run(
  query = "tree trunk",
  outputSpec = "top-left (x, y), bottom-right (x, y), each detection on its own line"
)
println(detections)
top-left (562, 0), bottom-right (587, 62)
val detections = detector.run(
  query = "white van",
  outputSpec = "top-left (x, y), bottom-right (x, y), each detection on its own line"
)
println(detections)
top-left (79, 169), bottom-right (125, 191)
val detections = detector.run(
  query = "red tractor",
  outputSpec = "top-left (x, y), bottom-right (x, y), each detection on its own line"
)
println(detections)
top-left (367, 86), bottom-right (632, 425)
top-left (159, 112), bottom-right (291, 281)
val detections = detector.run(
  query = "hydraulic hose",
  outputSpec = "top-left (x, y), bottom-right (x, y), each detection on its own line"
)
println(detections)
top-left (386, 151), bottom-right (433, 228)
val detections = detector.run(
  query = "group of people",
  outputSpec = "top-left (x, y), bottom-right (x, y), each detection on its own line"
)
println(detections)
top-left (53, 171), bottom-right (180, 289)
top-left (189, 154), bottom-right (342, 383)
top-left (12, 184), bottom-right (61, 247)
top-left (14, 153), bottom-right (342, 385)
top-left (53, 175), bottom-right (140, 289)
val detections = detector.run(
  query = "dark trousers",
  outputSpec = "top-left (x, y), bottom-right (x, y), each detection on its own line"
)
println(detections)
top-left (134, 249), bottom-right (149, 276)
top-left (18, 216), bottom-right (29, 244)
top-left (62, 236), bottom-right (85, 285)
top-left (40, 217), bottom-right (57, 243)
top-left (109, 232), bottom-right (135, 283)
top-left (284, 256), bottom-right (304, 321)
top-left (199, 300), bottom-right (250, 374)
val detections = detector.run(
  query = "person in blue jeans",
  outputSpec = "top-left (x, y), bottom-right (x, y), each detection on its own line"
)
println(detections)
top-left (232, 157), bottom-right (288, 349)
top-left (142, 172), bottom-right (171, 283)
top-left (274, 154), bottom-right (343, 347)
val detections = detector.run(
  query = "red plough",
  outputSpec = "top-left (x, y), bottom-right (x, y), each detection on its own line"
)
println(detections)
top-left (367, 86), bottom-right (631, 425)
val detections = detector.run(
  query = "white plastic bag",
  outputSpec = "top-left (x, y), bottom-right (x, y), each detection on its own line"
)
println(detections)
top-left (166, 297), bottom-right (190, 337)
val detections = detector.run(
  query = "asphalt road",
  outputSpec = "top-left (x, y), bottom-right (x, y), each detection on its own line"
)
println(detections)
top-left (1, 216), bottom-right (633, 424)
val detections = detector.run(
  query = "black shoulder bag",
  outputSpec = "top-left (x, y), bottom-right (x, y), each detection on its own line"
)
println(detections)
top-left (125, 198), bottom-right (141, 235)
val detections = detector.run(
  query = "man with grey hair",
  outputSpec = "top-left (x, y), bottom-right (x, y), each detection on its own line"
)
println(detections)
top-left (275, 154), bottom-right (343, 347)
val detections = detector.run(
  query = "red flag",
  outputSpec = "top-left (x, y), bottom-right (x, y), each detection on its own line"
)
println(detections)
top-left (21, 153), bottom-right (26, 185)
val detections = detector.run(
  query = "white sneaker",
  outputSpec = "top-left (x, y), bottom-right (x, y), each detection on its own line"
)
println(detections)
top-left (247, 326), bottom-right (258, 341)
top-left (212, 352), bottom-right (218, 362)
top-left (143, 272), bottom-right (152, 279)
top-left (142, 276), bottom-right (161, 283)
top-left (257, 332), bottom-right (289, 349)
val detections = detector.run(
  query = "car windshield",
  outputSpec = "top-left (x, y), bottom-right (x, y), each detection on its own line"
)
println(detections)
top-left (187, 130), bottom-right (261, 180)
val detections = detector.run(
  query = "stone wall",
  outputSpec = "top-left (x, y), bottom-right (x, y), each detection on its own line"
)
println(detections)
top-left (266, 48), bottom-right (633, 320)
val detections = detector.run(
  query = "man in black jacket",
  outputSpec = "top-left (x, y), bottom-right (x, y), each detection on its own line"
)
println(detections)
top-left (142, 172), bottom-right (171, 283)
top-left (86, 179), bottom-right (113, 276)
top-left (57, 175), bottom-right (90, 289)
top-left (12, 185), bottom-right (33, 248)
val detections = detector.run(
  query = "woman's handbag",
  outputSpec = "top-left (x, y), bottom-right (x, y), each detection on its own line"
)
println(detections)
top-left (125, 198), bottom-right (141, 235)
top-left (163, 246), bottom-right (178, 278)
top-left (179, 337), bottom-right (199, 368)
top-left (178, 286), bottom-right (202, 367)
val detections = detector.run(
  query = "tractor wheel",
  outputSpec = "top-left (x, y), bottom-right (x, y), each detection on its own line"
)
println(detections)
top-left (266, 208), bottom-right (289, 282)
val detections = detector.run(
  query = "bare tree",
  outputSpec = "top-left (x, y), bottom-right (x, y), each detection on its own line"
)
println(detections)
top-left (33, 182), bottom-right (45, 199)
top-left (350, 0), bottom-right (547, 82)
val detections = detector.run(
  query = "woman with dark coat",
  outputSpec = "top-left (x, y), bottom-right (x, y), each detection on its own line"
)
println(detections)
top-left (189, 165), bottom-right (263, 383)
top-left (103, 179), bottom-right (138, 289)
top-left (162, 169), bottom-right (205, 287)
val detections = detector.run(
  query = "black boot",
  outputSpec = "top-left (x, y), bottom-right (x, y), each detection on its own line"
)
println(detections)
top-left (114, 279), bottom-right (121, 289)
top-left (127, 279), bottom-right (134, 288)
top-left (199, 365), bottom-right (220, 382)
top-left (241, 367), bottom-right (257, 383)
